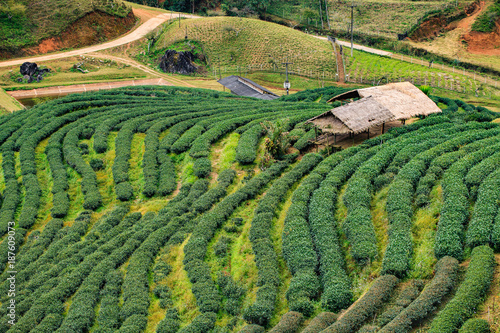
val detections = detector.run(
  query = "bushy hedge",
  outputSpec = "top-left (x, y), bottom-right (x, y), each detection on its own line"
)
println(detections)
top-left (435, 135), bottom-right (500, 260)
top-left (466, 168), bottom-right (500, 248)
top-left (94, 270), bottom-right (123, 333)
top-left (193, 157), bottom-right (212, 178)
top-left (458, 319), bottom-right (490, 333)
top-left (283, 149), bottom-right (357, 315)
top-left (156, 308), bottom-right (180, 333)
top-left (465, 151), bottom-right (500, 200)
top-left (178, 312), bottom-right (217, 333)
top-left (269, 311), bottom-right (303, 333)
top-left (377, 280), bottom-right (424, 327)
top-left (171, 125), bottom-right (205, 154)
top-left (293, 129), bottom-right (315, 151)
top-left (184, 162), bottom-right (287, 320)
top-left (236, 124), bottom-right (265, 164)
top-left (63, 126), bottom-right (102, 210)
top-left (380, 256), bottom-right (459, 333)
top-left (322, 275), bottom-right (398, 333)
top-left (239, 324), bottom-right (265, 333)
top-left (429, 245), bottom-right (495, 333)
top-left (218, 272), bottom-right (245, 315)
top-left (301, 312), bottom-right (337, 333)
top-left (157, 153), bottom-right (177, 196)
top-left (245, 154), bottom-right (322, 325)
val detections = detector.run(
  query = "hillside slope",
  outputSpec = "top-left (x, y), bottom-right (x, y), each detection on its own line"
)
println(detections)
top-left (0, 0), bottom-right (135, 59)
top-left (147, 16), bottom-right (337, 73)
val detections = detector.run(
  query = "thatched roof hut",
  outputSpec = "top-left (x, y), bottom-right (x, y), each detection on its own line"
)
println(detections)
top-left (326, 82), bottom-right (441, 119)
top-left (308, 82), bottom-right (441, 136)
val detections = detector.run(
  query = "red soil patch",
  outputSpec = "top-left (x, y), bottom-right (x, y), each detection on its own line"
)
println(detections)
top-left (462, 21), bottom-right (500, 55)
top-left (4, 10), bottom-right (135, 59)
top-left (410, 1), bottom-right (481, 42)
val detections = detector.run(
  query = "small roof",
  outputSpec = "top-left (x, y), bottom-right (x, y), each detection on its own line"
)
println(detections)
top-left (307, 96), bottom-right (395, 134)
top-left (218, 75), bottom-right (279, 100)
top-left (327, 81), bottom-right (441, 119)
top-left (308, 82), bottom-right (442, 135)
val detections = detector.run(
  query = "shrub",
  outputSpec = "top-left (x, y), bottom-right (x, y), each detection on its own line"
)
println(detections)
top-left (322, 275), bottom-right (398, 333)
top-left (178, 312), bottom-right (216, 333)
top-left (236, 124), bottom-right (264, 164)
top-left (239, 325), bottom-right (265, 333)
top-left (214, 236), bottom-right (232, 257)
top-left (377, 280), bottom-right (424, 327)
top-left (193, 157), bottom-right (212, 178)
top-left (269, 311), bottom-right (304, 333)
top-left (380, 256), bottom-right (459, 333)
top-left (156, 308), bottom-right (180, 333)
top-left (116, 182), bottom-right (134, 201)
top-left (458, 319), bottom-right (490, 333)
top-left (429, 246), bottom-right (495, 333)
top-left (301, 312), bottom-right (337, 333)
top-left (90, 158), bottom-right (104, 171)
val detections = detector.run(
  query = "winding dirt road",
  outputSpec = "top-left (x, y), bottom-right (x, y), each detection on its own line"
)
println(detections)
top-left (0, 12), bottom-right (201, 68)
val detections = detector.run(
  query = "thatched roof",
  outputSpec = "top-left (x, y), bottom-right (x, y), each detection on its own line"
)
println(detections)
top-left (307, 96), bottom-right (395, 134)
top-left (307, 82), bottom-right (442, 135)
top-left (326, 82), bottom-right (441, 120)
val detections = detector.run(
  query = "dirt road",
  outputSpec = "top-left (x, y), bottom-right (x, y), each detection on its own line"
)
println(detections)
top-left (8, 78), bottom-right (172, 99)
top-left (0, 12), bottom-right (201, 68)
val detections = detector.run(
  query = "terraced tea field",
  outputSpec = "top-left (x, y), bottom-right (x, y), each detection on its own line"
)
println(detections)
top-left (0, 85), bottom-right (499, 333)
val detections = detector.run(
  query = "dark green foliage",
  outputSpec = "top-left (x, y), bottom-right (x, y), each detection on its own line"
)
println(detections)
top-left (35, 313), bottom-right (63, 332)
top-left (269, 311), bottom-right (303, 333)
top-left (301, 312), bottom-right (337, 333)
top-left (377, 280), bottom-right (424, 327)
top-left (184, 162), bottom-right (287, 318)
top-left (246, 153), bottom-right (323, 325)
top-left (218, 272), bottom-right (245, 315)
top-left (156, 308), bottom-right (180, 333)
top-left (171, 125), bottom-right (205, 154)
top-left (214, 236), bottom-right (232, 257)
top-left (322, 275), bottom-right (398, 333)
top-left (116, 182), bottom-right (134, 201)
top-left (79, 143), bottom-right (89, 154)
top-left (458, 319), bottom-right (491, 333)
top-left (466, 168), bottom-right (500, 248)
top-left (193, 157), bottom-right (212, 178)
top-left (293, 129), bottom-right (315, 151)
top-left (429, 246), bottom-right (495, 333)
top-left (380, 256), bottom-right (459, 333)
top-left (158, 154), bottom-right (177, 196)
top-left (90, 158), bottom-right (104, 171)
top-left (236, 124), bottom-right (265, 164)
top-left (239, 324), bottom-right (265, 333)
top-left (178, 312), bottom-right (217, 333)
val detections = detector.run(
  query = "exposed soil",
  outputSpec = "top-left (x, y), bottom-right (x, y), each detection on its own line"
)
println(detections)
top-left (410, 1), bottom-right (481, 42)
top-left (3, 10), bottom-right (136, 59)
top-left (462, 21), bottom-right (500, 55)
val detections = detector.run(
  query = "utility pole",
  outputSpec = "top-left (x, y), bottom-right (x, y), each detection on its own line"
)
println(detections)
top-left (324, 0), bottom-right (331, 29)
top-left (349, 1), bottom-right (357, 57)
top-left (179, 12), bottom-right (181, 27)
top-left (319, 0), bottom-right (324, 29)
top-left (282, 59), bottom-right (293, 95)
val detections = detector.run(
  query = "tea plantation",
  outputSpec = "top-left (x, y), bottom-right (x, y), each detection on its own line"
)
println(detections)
top-left (0, 85), bottom-right (499, 332)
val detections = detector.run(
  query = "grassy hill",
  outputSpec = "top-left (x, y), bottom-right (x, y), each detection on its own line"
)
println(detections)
top-left (145, 16), bottom-right (337, 73)
top-left (0, 0), bottom-right (132, 56)
top-left (0, 85), bottom-right (499, 332)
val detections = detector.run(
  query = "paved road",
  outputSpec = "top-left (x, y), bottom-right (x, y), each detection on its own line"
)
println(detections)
top-left (0, 12), bottom-right (201, 68)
